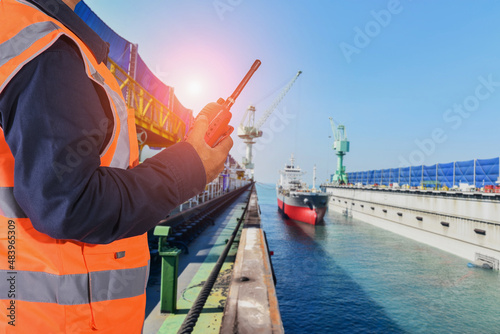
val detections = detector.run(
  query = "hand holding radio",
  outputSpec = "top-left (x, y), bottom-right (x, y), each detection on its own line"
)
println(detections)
top-left (185, 59), bottom-right (261, 182)
top-left (186, 113), bottom-right (233, 183)
top-left (199, 59), bottom-right (261, 147)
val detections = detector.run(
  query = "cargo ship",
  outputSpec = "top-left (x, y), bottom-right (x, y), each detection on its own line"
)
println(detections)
top-left (277, 155), bottom-right (330, 225)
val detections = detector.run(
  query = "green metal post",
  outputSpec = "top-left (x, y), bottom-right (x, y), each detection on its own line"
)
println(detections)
top-left (154, 226), bottom-right (181, 314)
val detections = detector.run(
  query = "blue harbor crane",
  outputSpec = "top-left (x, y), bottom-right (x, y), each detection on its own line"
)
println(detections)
top-left (329, 117), bottom-right (350, 184)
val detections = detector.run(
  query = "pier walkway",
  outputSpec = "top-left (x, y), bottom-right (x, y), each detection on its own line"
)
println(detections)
top-left (143, 184), bottom-right (283, 333)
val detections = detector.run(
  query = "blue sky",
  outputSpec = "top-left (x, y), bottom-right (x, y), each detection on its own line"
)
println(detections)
top-left (84, 0), bottom-right (500, 184)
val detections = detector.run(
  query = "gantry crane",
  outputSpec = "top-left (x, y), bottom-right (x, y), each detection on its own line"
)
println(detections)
top-left (237, 71), bottom-right (302, 177)
top-left (329, 117), bottom-right (350, 184)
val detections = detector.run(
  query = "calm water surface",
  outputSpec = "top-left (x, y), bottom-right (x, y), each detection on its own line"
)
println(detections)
top-left (256, 183), bottom-right (500, 334)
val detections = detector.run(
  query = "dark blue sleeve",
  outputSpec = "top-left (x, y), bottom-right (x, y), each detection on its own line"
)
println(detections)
top-left (0, 38), bottom-right (206, 244)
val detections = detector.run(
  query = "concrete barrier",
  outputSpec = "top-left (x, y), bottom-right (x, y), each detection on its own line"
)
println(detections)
top-left (325, 186), bottom-right (500, 267)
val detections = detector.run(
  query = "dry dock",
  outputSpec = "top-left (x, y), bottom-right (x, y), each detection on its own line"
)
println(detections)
top-left (324, 185), bottom-right (500, 269)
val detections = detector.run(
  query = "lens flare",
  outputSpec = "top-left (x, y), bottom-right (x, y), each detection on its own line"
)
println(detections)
top-left (188, 81), bottom-right (202, 96)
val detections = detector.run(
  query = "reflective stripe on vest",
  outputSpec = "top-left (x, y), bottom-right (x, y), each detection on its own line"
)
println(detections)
top-left (0, 187), bottom-right (26, 218)
top-left (0, 21), bottom-right (59, 68)
top-left (0, 263), bottom-right (149, 304)
top-left (69, 37), bottom-right (131, 169)
top-left (0, 3), bottom-right (147, 329)
top-left (104, 86), bottom-right (131, 168)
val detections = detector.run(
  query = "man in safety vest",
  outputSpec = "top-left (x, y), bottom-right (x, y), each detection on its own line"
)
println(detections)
top-left (0, 0), bottom-right (232, 332)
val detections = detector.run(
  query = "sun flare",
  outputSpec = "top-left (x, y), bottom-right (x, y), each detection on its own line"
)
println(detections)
top-left (188, 80), bottom-right (202, 96)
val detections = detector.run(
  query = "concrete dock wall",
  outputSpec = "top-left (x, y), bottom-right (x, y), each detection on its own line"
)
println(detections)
top-left (324, 186), bottom-right (500, 268)
top-left (220, 185), bottom-right (283, 334)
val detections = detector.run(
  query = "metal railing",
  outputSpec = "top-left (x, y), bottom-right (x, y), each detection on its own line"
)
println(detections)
top-left (108, 59), bottom-right (186, 146)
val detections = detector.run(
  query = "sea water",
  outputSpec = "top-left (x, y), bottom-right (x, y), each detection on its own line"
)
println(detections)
top-left (256, 183), bottom-right (500, 334)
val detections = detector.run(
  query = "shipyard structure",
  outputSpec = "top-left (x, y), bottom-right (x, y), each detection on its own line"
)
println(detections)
top-left (323, 157), bottom-right (500, 269)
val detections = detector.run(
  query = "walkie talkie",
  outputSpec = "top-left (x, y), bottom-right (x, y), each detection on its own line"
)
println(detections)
top-left (204, 59), bottom-right (261, 147)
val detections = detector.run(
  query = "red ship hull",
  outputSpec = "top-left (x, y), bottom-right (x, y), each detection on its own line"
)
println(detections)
top-left (277, 197), bottom-right (327, 225)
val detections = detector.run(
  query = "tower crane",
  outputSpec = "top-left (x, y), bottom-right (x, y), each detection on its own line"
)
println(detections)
top-left (237, 71), bottom-right (302, 177)
top-left (329, 117), bottom-right (350, 184)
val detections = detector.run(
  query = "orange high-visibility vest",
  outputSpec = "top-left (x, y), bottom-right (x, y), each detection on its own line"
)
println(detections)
top-left (0, 0), bottom-right (149, 332)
